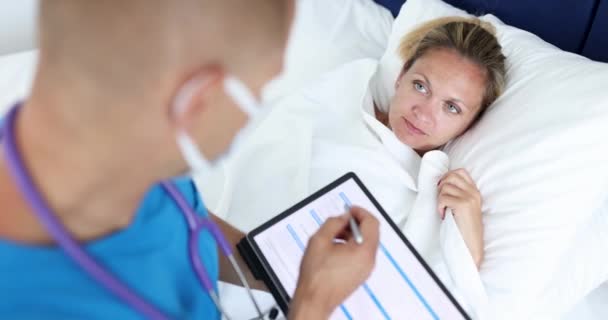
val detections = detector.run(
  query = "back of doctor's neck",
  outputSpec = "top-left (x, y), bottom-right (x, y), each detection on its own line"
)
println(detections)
top-left (0, 74), bottom-right (177, 245)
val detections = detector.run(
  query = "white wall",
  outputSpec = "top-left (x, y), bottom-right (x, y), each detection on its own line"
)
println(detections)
top-left (0, 0), bottom-right (38, 55)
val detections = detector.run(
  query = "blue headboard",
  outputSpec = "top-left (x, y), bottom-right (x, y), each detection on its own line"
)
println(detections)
top-left (374, 0), bottom-right (608, 63)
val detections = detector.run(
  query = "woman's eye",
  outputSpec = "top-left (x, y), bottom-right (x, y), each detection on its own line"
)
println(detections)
top-left (446, 103), bottom-right (461, 114)
top-left (413, 81), bottom-right (427, 94)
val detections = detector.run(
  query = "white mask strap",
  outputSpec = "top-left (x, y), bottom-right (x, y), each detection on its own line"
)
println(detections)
top-left (223, 75), bottom-right (260, 117)
top-left (172, 74), bottom-right (262, 181)
top-left (176, 130), bottom-right (209, 174)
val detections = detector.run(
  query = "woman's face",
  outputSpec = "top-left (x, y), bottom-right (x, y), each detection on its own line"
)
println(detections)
top-left (388, 48), bottom-right (487, 153)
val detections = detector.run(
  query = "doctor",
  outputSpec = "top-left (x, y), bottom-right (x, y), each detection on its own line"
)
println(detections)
top-left (0, 1), bottom-right (379, 319)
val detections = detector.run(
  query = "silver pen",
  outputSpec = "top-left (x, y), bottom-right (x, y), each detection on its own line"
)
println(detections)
top-left (344, 204), bottom-right (364, 244)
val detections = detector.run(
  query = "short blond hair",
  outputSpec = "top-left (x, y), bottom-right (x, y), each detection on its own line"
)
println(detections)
top-left (399, 17), bottom-right (506, 121)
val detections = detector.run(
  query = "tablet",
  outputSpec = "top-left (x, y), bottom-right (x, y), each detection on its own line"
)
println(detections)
top-left (237, 172), bottom-right (470, 319)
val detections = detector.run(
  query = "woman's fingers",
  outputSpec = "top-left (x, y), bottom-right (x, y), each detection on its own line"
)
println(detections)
top-left (439, 169), bottom-right (474, 192)
top-left (452, 168), bottom-right (475, 182)
top-left (438, 169), bottom-right (481, 210)
top-left (439, 182), bottom-right (467, 198)
top-left (437, 193), bottom-right (461, 219)
top-left (437, 171), bottom-right (470, 219)
top-left (438, 169), bottom-right (484, 268)
top-left (437, 178), bottom-right (480, 219)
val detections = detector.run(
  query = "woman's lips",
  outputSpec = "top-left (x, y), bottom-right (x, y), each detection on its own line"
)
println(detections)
top-left (403, 117), bottom-right (427, 135)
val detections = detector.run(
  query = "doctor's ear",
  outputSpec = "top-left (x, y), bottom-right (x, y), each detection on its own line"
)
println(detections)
top-left (170, 66), bottom-right (223, 127)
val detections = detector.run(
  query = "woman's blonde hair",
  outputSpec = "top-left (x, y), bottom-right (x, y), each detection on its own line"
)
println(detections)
top-left (399, 17), bottom-right (506, 122)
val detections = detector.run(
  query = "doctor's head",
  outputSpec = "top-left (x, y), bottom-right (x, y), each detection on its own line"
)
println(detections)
top-left (387, 17), bottom-right (506, 154)
top-left (37, 0), bottom-right (294, 178)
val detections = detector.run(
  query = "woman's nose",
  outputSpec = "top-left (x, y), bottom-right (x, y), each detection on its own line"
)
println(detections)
top-left (412, 104), bottom-right (434, 126)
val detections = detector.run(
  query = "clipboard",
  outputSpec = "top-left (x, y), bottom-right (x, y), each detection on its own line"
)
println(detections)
top-left (237, 172), bottom-right (470, 319)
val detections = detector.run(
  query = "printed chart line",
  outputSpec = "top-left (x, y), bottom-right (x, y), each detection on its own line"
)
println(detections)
top-left (310, 208), bottom-right (390, 320)
top-left (338, 192), bottom-right (439, 320)
top-left (286, 223), bottom-right (353, 320)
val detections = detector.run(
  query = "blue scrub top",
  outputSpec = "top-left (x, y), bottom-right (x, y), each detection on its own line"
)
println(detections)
top-left (0, 176), bottom-right (220, 320)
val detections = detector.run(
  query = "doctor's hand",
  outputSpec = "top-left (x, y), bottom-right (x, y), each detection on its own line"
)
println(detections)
top-left (289, 207), bottom-right (380, 320)
top-left (437, 168), bottom-right (484, 269)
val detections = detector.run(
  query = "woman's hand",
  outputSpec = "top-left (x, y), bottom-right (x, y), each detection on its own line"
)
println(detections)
top-left (289, 207), bottom-right (380, 320)
top-left (437, 169), bottom-right (484, 268)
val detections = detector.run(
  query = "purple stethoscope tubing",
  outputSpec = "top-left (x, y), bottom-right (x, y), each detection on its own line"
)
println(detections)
top-left (1, 104), bottom-right (234, 319)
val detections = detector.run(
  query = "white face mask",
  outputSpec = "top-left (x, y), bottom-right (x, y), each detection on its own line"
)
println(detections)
top-left (173, 75), bottom-right (263, 181)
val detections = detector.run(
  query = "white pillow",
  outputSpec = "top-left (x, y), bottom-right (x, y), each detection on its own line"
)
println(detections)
top-left (371, 0), bottom-right (608, 318)
top-left (261, 0), bottom-right (393, 104)
top-left (0, 50), bottom-right (37, 114)
top-left (0, 0), bottom-right (38, 55)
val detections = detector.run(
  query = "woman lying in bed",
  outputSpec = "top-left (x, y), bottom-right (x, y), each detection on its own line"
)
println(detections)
top-left (373, 17), bottom-right (506, 267)
top-left (217, 16), bottom-right (506, 271)
top-left (208, 15), bottom-right (506, 318)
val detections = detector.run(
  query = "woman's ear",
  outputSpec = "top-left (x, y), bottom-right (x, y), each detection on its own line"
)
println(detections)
top-left (395, 67), bottom-right (407, 90)
top-left (171, 66), bottom-right (223, 129)
top-left (395, 70), bottom-right (405, 90)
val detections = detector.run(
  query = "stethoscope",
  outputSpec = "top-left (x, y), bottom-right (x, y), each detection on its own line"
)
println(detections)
top-left (1, 103), bottom-right (278, 320)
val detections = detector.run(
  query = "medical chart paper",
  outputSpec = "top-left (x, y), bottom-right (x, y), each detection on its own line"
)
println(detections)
top-left (252, 175), bottom-right (468, 319)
